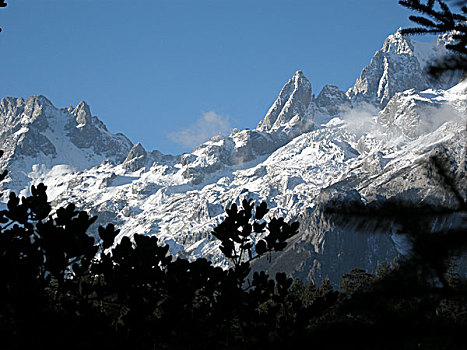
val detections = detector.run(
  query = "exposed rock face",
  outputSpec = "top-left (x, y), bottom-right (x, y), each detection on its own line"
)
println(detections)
top-left (376, 89), bottom-right (457, 139)
top-left (346, 29), bottom-right (460, 108)
top-left (150, 150), bottom-right (178, 165)
top-left (66, 101), bottom-right (133, 161)
top-left (229, 129), bottom-right (283, 165)
top-left (123, 143), bottom-right (148, 171)
top-left (0, 95), bottom-right (55, 161)
top-left (256, 70), bottom-right (314, 136)
top-left (251, 204), bottom-right (399, 286)
top-left (175, 71), bottom-right (316, 184)
top-left (316, 85), bottom-right (351, 116)
top-left (1, 30), bottom-right (465, 285)
top-left (0, 95), bottom-right (133, 193)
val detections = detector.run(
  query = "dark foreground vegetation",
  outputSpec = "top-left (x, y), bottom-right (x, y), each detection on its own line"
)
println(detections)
top-left (0, 1), bottom-right (466, 349)
top-left (0, 149), bottom-right (466, 350)
top-left (399, 0), bottom-right (467, 77)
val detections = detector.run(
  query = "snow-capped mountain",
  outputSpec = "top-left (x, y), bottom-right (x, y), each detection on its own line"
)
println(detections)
top-left (1, 30), bottom-right (465, 284)
top-left (257, 70), bottom-right (314, 136)
top-left (347, 29), bottom-right (462, 107)
top-left (0, 95), bottom-right (133, 196)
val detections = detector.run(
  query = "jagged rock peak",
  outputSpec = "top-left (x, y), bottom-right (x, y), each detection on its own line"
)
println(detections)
top-left (293, 70), bottom-right (307, 84)
top-left (346, 29), bottom-right (463, 108)
top-left (0, 95), bottom-right (56, 131)
top-left (346, 29), bottom-right (431, 108)
top-left (68, 100), bottom-right (92, 126)
top-left (125, 142), bottom-right (147, 159)
top-left (380, 28), bottom-right (415, 55)
top-left (316, 85), bottom-right (351, 116)
top-left (256, 70), bottom-right (313, 134)
top-left (124, 143), bottom-right (147, 162)
top-left (0, 94), bottom-right (54, 114)
top-left (122, 143), bottom-right (148, 171)
top-left (5, 94), bottom-right (54, 109)
top-left (21, 95), bottom-right (55, 110)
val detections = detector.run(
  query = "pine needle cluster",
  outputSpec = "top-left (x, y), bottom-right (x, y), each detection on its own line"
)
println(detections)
top-left (399, 0), bottom-right (467, 77)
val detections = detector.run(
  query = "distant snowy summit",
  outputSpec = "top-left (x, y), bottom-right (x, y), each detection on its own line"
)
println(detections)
top-left (0, 29), bottom-right (461, 193)
top-left (347, 28), bottom-right (462, 107)
top-left (0, 29), bottom-right (465, 284)
top-left (0, 95), bottom-right (133, 193)
top-left (257, 70), bottom-right (314, 135)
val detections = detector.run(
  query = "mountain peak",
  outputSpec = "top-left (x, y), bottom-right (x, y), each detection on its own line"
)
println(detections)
top-left (294, 70), bottom-right (304, 78)
top-left (28, 94), bottom-right (54, 106)
top-left (122, 142), bottom-right (148, 171)
top-left (381, 29), bottom-right (415, 56)
top-left (316, 85), bottom-right (350, 116)
top-left (346, 29), bottom-right (432, 107)
top-left (0, 96), bottom-right (133, 194)
top-left (256, 71), bottom-right (313, 134)
top-left (69, 100), bottom-right (92, 126)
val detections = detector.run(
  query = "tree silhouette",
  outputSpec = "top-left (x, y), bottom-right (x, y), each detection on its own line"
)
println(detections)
top-left (212, 199), bottom-right (299, 268)
top-left (399, 0), bottom-right (467, 77)
top-left (0, 147), bottom-right (309, 349)
top-left (0, 1), bottom-right (6, 33)
top-left (320, 153), bottom-right (467, 349)
top-left (0, 3), bottom-right (465, 348)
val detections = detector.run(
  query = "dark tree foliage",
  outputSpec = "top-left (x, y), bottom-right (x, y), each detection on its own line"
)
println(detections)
top-left (212, 199), bottom-right (299, 269)
top-left (0, 149), bottom-right (310, 349)
top-left (2, 145), bottom-right (464, 349)
top-left (0, 1), bottom-right (6, 33)
top-left (321, 154), bottom-right (467, 349)
top-left (0, 3), bottom-right (465, 349)
top-left (399, 0), bottom-right (467, 77)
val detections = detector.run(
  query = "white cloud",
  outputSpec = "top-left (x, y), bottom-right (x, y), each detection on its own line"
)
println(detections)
top-left (168, 111), bottom-right (231, 148)
top-left (417, 103), bottom-right (463, 134)
top-left (342, 102), bottom-right (380, 137)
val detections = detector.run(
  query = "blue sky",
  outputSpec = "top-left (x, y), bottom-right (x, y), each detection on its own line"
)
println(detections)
top-left (0, 0), bottom-right (417, 155)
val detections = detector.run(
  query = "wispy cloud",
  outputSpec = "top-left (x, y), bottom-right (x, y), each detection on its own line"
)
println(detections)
top-left (342, 102), bottom-right (379, 137)
top-left (417, 103), bottom-right (463, 134)
top-left (168, 111), bottom-right (231, 148)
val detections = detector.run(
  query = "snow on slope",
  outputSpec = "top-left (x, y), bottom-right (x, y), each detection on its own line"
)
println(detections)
top-left (346, 29), bottom-right (463, 107)
top-left (0, 95), bottom-right (133, 198)
top-left (23, 78), bottom-right (466, 275)
top-left (1, 30), bottom-right (465, 282)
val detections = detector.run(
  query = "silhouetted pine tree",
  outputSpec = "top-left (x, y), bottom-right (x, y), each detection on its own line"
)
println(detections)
top-left (0, 148), bottom-right (309, 349)
top-left (0, 1), bottom-right (6, 33)
top-left (399, 0), bottom-right (467, 77)
top-left (320, 154), bottom-right (467, 349)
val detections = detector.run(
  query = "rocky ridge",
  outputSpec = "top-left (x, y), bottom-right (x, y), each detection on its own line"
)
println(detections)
top-left (346, 29), bottom-right (461, 107)
top-left (1, 30), bottom-right (465, 284)
top-left (0, 95), bottom-right (133, 195)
